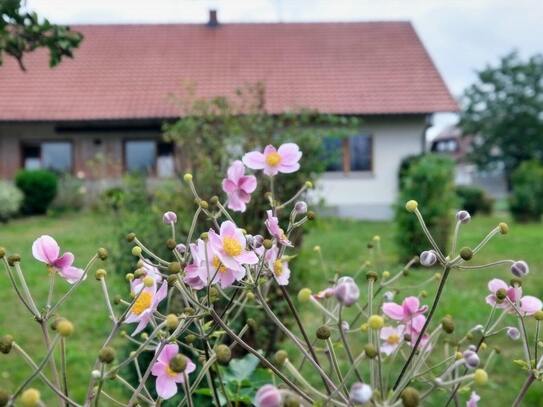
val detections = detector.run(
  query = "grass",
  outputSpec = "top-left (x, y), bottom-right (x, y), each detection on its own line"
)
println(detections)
top-left (0, 211), bottom-right (542, 405)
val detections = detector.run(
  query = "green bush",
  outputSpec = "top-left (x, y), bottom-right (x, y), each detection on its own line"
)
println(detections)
top-left (456, 185), bottom-right (494, 215)
top-left (15, 170), bottom-right (58, 214)
top-left (395, 154), bottom-right (457, 261)
top-left (0, 181), bottom-right (23, 221)
top-left (509, 160), bottom-right (543, 222)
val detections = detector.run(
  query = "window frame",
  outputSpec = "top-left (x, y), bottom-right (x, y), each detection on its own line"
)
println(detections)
top-left (20, 139), bottom-right (74, 173)
top-left (122, 138), bottom-right (158, 175)
top-left (323, 134), bottom-right (374, 177)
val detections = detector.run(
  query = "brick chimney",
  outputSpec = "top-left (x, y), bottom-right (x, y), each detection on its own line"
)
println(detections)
top-left (207, 9), bottom-right (219, 27)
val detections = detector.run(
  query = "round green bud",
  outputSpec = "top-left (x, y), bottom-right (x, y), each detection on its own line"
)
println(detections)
top-left (95, 269), bottom-right (107, 280)
top-left (183, 307), bottom-right (195, 316)
top-left (534, 310), bottom-right (543, 321)
top-left (498, 222), bottom-right (509, 235)
top-left (305, 181), bottom-right (313, 189)
top-left (368, 315), bottom-right (384, 330)
top-left (316, 325), bottom-right (331, 340)
top-left (460, 247), bottom-right (473, 261)
top-left (263, 239), bottom-right (273, 250)
top-left (113, 295), bottom-right (122, 305)
top-left (57, 320), bottom-right (74, 337)
top-left (169, 354), bottom-right (187, 373)
top-left (165, 314), bottom-right (179, 330)
top-left (383, 271), bottom-right (390, 279)
top-left (198, 355), bottom-right (206, 365)
top-left (366, 271), bottom-right (378, 281)
top-left (126, 233), bottom-right (136, 242)
top-left (210, 196), bottom-right (219, 205)
top-left (274, 350), bottom-right (288, 367)
top-left (131, 246), bottom-right (142, 257)
top-left (420, 290), bottom-right (428, 298)
top-left (0, 247), bottom-right (5, 259)
top-left (493, 346), bottom-right (502, 354)
top-left (297, 288), bottom-right (312, 302)
top-left (246, 291), bottom-right (255, 301)
top-left (183, 173), bottom-right (193, 182)
top-left (143, 276), bottom-right (155, 287)
top-left (0, 335), bottom-right (13, 354)
top-left (98, 347), bottom-right (116, 364)
top-left (167, 275), bottom-right (178, 287)
top-left (307, 211), bottom-right (316, 220)
top-left (20, 388), bottom-right (41, 407)
top-left (405, 200), bottom-right (418, 213)
top-left (496, 288), bottom-right (507, 301)
top-left (199, 200), bottom-right (209, 209)
top-left (209, 286), bottom-right (220, 303)
top-left (474, 369), bottom-right (488, 385)
top-left (215, 344), bottom-right (232, 365)
top-left (247, 318), bottom-right (257, 331)
top-left (364, 343), bottom-right (378, 359)
top-left (0, 388), bottom-right (9, 407)
top-left (168, 262), bottom-right (181, 274)
top-left (284, 396), bottom-right (301, 407)
top-left (7, 254), bottom-right (20, 266)
top-left (97, 248), bottom-right (108, 260)
top-left (125, 273), bottom-right (134, 282)
top-left (441, 317), bottom-right (455, 334)
top-left (400, 387), bottom-right (420, 407)
top-left (510, 277), bottom-right (522, 287)
top-left (185, 334), bottom-right (197, 344)
top-left (200, 232), bottom-right (209, 240)
top-left (166, 239), bottom-right (176, 250)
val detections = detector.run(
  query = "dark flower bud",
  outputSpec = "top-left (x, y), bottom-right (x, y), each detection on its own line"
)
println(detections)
top-left (7, 254), bottom-right (20, 266)
top-left (185, 334), bottom-right (196, 344)
top-left (0, 335), bottom-right (13, 354)
top-left (419, 250), bottom-right (437, 267)
top-left (496, 288), bottom-right (507, 301)
top-left (209, 286), bottom-right (220, 303)
top-left (215, 344), bottom-right (232, 365)
top-left (183, 307), bottom-right (195, 316)
top-left (166, 239), bottom-right (177, 250)
top-left (456, 210), bottom-right (471, 224)
top-left (99, 347), bottom-right (116, 364)
top-left (263, 239), bottom-right (273, 250)
top-left (400, 387), bottom-right (420, 407)
top-left (403, 333), bottom-right (412, 342)
top-left (460, 247), bottom-right (473, 261)
top-left (511, 261), bottom-right (529, 278)
top-left (0, 247), bottom-right (5, 259)
top-left (366, 271), bottom-right (378, 282)
top-left (126, 233), bottom-right (136, 242)
top-left (284, 396), bottom-right (301, 407)
top-left (316, 325), bottom-right (331, 340)
top-left (169, 354), bottom-right (187, 373)
top-left (210, 196), bottom-right (219, 205)
top-left (274, 350), bottom-right (288, 367)
top-left (0, 388), bottom-right (9, 407)
top-left (168, 262), bottom-right (181, 274)
top-left (307, 211), bottom-right (316, 220)
top-left (367, 242), bottom-right (374, 249)
top-left (510, 277), bottom-right (522, 287)
top-left (441, 317), bottom-right (455, 334)
top-left (167, 275), bottom-right (178, 287)
top-left (364, 343), bottom-right (378, 359)
top-left (113, 295), bottom-right (122, 305)
top-left (97, 248), bottom-right (108, 260)
top-left (95, 269), bottom-right (107, 280)
top-left (247, 318), bottom-right (257, 331)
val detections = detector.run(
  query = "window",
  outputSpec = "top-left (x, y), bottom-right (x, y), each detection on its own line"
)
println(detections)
top-left (125, 140), bottom-right (157, 173)
top-left (157, 142), bottom-right (175, 178)
top-left (21, 141), bottom-right (73, 172)
top-left (323, 135), bottom-right (372, 173)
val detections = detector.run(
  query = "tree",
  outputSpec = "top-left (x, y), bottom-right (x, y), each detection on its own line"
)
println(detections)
top-left (0, 0), bottom-right (82, 70)
top-left (460, 51), bottom-right (543, 184)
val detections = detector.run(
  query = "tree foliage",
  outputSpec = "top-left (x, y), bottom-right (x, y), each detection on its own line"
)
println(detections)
top-left (460, 51), bottom-right (543, 182)
top-left (0, 0), bottom-right (82, 70)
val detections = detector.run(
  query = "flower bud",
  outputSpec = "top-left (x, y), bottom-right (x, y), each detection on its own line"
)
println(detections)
top-left (368, 315), bottom-right (384, 330)
top-left (341, 321), bottom-right (350, 332)
top-left (400, 387), bottom-right (420, 407)
top-left (263, 239), bottom-right (273, 250)
top-left (382, 271), bottom-right (390, 279)
top-left (498, 222), bottom-right (509, 235)
top-left (0, 248), bottom-right (4, 259)
top-left (495, 288), bottom-right (507, 302)
top-left (462, 350), bottom-right (480, 368)
top-left (349, 382), bottom-right (372, 405)
top-left (125, 273), bottom-right (134, 282)
top-left (185, 334), bottom-right (196, 344)
top-left (168, 262), bottom-right (181, 274)
top-left (166, 239), bottom-right (176, 250)
top-left (255, 384), bottom-right (282, 407)
top-left (274, 350), bottom-right (288, 368)
top-left (534, 310), bottom-right (543, 321)
top-left (456, 210), bottom-right (471, 224)
top-left (95, 268), bottom-right (107, 280)
top-left (210, 196), bottom-right (219, 205)
top-left (0, 389), bottom-right (9, 406)
top-left (143, 276), bottom-right (155, 287)
top-left (335, 277), bottom-right (360, 307)
top-left (419, 250), bottom-right (437, 267)
top-left (175, 243), bottom-right (187, 254)
top-left (511, 261), bottom-right (529, 277)
top-left (97, 248), bottom-right (108, 260)
top-left (506, 327), bottom-right (520, 341)
top-left (169, 354), bottom-right (187, 373)
top-left (113, 295), bottom-right (122, 305)
top-left (99, 347), bottom-right (116, 364)
top-left (20, 388), bottom-right (41, 407)
top-left (183, 173), bottom-right (193, 182)
top-left (246, 292), bottom-right (255, 301)
top-left (364, 343), bottom-right (378, 359)
top-left (294, 201), bottom-right (308, 215)
top-left (474, 369), bottom-right (488, 385)
top-left (7, 254), bottom-right (20, 266)
top-left (215, 344), bottom-right (232, 365)
top-left (441, 316), bottom-right (455, 334)
top-left (366, 271), bottom-right (378, 282)
top-left (316, 325), bottom-right (331, 340)
top-left (405, 200), bottom-right (418, 213)
top-left (165, 314), bottom-right (179, 330)
top-left (0, 335), bottom-right (13, 354)
top-left (305, 181), bottom-right (313, 189)
top-left (510, 277), bottom-right (522, 287)
top-left (57, 319), bottom-right (74, 337)
top-left (307, 210), bottom-right (316, 220)
top-left (284, 396), bottom-right (300, 407)
top-left (163, 211), bottom-right (177, 225)
top-left (297, 288), bottom-right (312, 303)
top-left (131, 246), bottom-right (142, 257)
top-left (459, 247), bottom-right (473, 261)
top-left (167, 274), bottom-right (178, 287)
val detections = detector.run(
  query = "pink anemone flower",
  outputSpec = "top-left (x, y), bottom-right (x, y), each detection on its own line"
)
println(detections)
top-left (126, 281), bottom-right (168, 336)
top-left (382, 296), bottom-right (428, 323)
top-left (222, 160), bottom-right (257, 212)
top-left (32, 235), bottom-right (85, 284)
top-left (406, 314), bottom-right (432, 351)
top-left (467, 391), bottom-right (480, 407)
top-left (151, 343), bottom-right (196, 400)
top-left (380, 325), bottom-right (404, 355)
top-left (209, 221), bottom-right (258, 275)
top-left (265, 210), bottom-right (292, 246)
top-left (242, 143), bottom-right (302, 176)
top-left (265, 246), bottom-right (291, 286)
top-left (486, 278), bottom-right (542, 316)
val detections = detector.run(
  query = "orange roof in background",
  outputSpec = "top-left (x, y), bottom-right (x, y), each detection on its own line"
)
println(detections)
top-left (0, 21), bottom-right (458, 121)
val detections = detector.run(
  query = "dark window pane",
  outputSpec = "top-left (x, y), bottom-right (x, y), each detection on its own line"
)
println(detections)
top-left (42, 142), bottom-right (72, 172)
top-left (323, 137), bottom-right (343, 172)
top-left (350, 135), bottom-right (372, 171)
top-left (22, 145), bottom-right (41, 170)
top-left (125, 140), bottom-right (156, 173)
top-left (157, 142), bottom-right (174, 157)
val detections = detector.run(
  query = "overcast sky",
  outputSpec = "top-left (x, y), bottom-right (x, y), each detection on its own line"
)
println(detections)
top-left (26, 0), bottom-right (543, 137)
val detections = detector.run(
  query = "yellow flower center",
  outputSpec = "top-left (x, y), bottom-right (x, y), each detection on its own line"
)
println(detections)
top-left (223, 237), bottom-right (242, 257)
top-left (273, 259), bottom-right (283, 276)
top-left (166, 366), bottom-right (178, 377)
top-left (132, 291), bottom-right (153, 315)
top-left (386, 334), bottom-right (400, 345)
top-left (212, 256), bottom-right (227, 273)
top-left (265, 152), bottom-right (282, 167)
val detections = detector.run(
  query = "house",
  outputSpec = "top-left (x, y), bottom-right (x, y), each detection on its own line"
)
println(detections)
top-left (0, 11), bottom-right (457, 219)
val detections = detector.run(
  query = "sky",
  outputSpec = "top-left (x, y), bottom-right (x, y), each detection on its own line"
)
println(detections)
top-left (26, 0), bottom-right (543, 138)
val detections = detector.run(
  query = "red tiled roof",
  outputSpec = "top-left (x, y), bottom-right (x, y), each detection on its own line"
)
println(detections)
top-left (0, 22), bottom-right (458, 121)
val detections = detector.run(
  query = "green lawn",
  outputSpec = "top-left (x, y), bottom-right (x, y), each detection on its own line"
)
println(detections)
top-left (0, 211), bottom-right (542, 405)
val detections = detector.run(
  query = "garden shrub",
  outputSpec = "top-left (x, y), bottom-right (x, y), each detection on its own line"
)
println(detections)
top-left (395, 154), bottom-right (457, 261)
top-left (456, 185), bottom-right (494, 215)
top-left (509, 160), bottom-right (543, 222)
top-left (15, 169), bottom-right (58, 214)
top-left (50, 174), bottom-right (86, 213)
top-left (0, 181), bottom-right (23, 221)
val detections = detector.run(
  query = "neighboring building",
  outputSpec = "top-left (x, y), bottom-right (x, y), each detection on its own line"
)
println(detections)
top-left (0, 12), bottom-right (457, 219)
top-left (430, 126), bottom-right (507, 198)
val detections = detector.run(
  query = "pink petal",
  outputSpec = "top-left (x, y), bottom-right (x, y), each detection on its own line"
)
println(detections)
top-left (485, 294), bottom-right (497, 307)
top-left (208, 230), bottom-right (223, 254)
top-left (226, 192), bottom-right (246, 212)
top-left (263, 164), bottom-right (279, 176)
top-left (132, 312), bottom-right (151, 336)
top-left (218, 269), bottom-right (237, 288)
top-left (278, 143), bottom-right (302, 165)
top-left (263, 145), bottom-right (277, 156)
top-left (53, 252), bottom-right (74, 269)
top-left (217, 254), bottom-right (242, 271)
top-left (32, 235), bottom-right (60, 264)
top-left (239, 175), bottom-right (257, 193)
top-left (58, 266), bottom-right (86, 284)
top-left (222, 179), bottom-right (238, 194)
top-left (151, 361), bottom-right (167, 376)
top-left (520, 296), bottom-right (542, 315)
top-left (277, 162), bottom-right (301, 174)
top-left (235, 250), bottom-right (258, 265)
top-left (410, 315), bottom-right (427, 333)
top-left (220, 221), bottom-right (237, 238)
top-left (242, 151), bottom-right (266, 170)
top-left (227, 160), bottom-right (245, 183)
top-left (379, 326), bottom-right (397, 340)
top-left (488, 278), bottom-right (508, 293)
top-left (382, 303), bottom-right (404, 320)
top-left (402, 296), bottom-right (420, 316)
top-left (158, 343), bottom-right (179, 364)
top-left (156, 374), bottom-right (178, 400)
top-left (153, 281), bottom-right (169, 306)
top-left (380, 343), bottom-right (397, 355)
